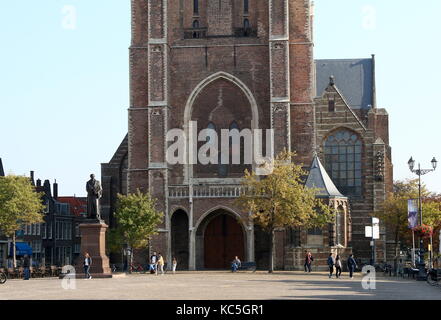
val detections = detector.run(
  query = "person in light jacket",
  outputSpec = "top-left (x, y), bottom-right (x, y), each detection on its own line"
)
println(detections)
top-left (84, 252), bottom-right (92, 279)
top-left (335, 255), bottom-right (342, 278)
top-left (157, 253), bottom-right (165, 275)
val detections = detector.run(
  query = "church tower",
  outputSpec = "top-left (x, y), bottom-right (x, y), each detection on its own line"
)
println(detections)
top-left (124, 0), bottom-right (317, 270)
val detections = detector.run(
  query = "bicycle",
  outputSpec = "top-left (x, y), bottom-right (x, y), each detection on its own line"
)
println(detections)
top-left (427, 268), bottom-right (440, 287)
top-left (129, 263), bottom-right (144, 273)
top-left (0, 271), bottom-right (7, 284)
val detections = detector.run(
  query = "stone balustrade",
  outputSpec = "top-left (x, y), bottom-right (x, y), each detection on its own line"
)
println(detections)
top-left (169, 184), bottom-right (246, 199)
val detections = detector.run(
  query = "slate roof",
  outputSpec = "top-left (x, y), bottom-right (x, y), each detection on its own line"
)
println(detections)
top-left (315, 58), bottom-right (374, 110)
top-left (305, 155), bottom-right (346, 199)
top-left (0, 158), bottom-right (4, 177)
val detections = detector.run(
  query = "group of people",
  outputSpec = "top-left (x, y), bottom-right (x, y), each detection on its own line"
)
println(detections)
top-left (304, 251), bottom-right (358, 279)
top-left (149, 252), bottom-right (178, 275)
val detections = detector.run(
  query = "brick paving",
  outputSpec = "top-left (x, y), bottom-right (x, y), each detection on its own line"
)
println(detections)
top-left (1, 271), bottom-right (440, 300)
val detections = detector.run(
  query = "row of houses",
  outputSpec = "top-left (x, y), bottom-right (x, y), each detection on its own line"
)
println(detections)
top-left (0, 158), bottom-right (87, 268)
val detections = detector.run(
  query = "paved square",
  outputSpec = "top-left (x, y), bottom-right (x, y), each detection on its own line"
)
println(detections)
top-left (1, 271), bottom-right (440, 300)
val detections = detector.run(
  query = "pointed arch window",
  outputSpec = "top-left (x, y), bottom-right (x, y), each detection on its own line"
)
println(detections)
top-left (324, 129), bottom-right (362, 196)
top-left (335, 207), bottom-right (345, 246)
top-left (244, 0), bottom-right (249, 14)
top-left (229, 121), bottom-right (241, 165)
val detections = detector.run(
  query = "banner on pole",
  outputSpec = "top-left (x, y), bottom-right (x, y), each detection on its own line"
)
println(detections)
top-left (408, 199), bottom-right (418, 229)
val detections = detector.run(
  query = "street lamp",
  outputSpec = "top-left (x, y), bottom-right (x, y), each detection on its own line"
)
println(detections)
top-left (407, 156), bottom-right (437, 280)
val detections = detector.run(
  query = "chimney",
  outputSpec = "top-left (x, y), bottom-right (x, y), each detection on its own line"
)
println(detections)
top-left (36, 179), bottom-right (42, 187)
top-left (53, 179), bottom-right (58, 199)
top-left (30, 171), bottom-right (35, 186)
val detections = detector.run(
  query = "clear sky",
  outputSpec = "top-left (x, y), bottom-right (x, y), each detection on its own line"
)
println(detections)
top-left (0, 1), bottom-right (440, 196)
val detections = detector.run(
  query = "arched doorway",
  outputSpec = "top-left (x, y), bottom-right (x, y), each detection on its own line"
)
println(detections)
top-left (171, 209), bottom-right (189, 270)
top-left (196, 209), bottom-right (246, 269)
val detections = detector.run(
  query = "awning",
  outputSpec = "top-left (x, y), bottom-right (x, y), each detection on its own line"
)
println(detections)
top-left (9, 242), bottom-right (33, 256)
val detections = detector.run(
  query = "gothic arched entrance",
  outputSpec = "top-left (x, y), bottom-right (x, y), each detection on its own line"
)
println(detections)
top-left (171, 209), bottom-right (189, 270)
top-left (195, 209), bottom-right (246, 269)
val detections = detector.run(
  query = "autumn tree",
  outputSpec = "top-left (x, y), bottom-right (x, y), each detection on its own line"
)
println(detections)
top-left (108, 190), bottom-right (163, 272)
top-left (236, 151), bottom-right (333, 273)
top-left (374, 179), bottom-right (441, 262)
top-left (0, 175), bottom-right (45, 267)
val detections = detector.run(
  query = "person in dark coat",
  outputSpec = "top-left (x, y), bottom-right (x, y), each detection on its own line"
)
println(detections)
top-left (327, 253), bottom-right (335, 279)
top-left (347, 254), bottom-right (357, 279)
top-left (304, 251), bottom-right (313, 273)
top-left (23, 255), bottom-right (30, 280)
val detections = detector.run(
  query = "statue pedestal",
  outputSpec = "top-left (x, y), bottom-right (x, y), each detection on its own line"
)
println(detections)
top-left (75, 222), bottom-right (112, 278)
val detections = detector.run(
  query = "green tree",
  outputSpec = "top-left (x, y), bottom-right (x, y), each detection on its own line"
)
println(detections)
top-left (236, 151), bottom-right (333, 273)
top-left (374, 179), bottom-right (441, 262)
top-left (0, 175), bottom-right (45, 267)
top-left (108, 190), bottom-right (164, 272)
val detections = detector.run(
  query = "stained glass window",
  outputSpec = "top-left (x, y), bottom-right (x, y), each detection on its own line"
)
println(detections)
top-left (324, 130), bottom-right (362, 196)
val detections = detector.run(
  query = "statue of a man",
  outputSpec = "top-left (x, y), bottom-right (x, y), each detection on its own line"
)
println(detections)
top-left (86, 174), bottom-right (103, 221)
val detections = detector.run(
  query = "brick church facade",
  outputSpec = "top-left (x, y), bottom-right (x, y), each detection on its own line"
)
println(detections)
top-left (101, 0), bottom-right (393, 270)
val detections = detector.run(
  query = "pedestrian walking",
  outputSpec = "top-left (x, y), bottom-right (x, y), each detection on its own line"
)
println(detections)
top-left (149, 251), bottom-right (158, 274)
top-left (335, 255), bottom-right (342, 278)
top-left (304, 251), bottom-right (313, 273)
top-left (231, 256), bottom-right (241, 272)
top-left (23, 254), bottom-right (30, 280)
top-left (172, 257), bottom-right (177, 274)
top-left (157, 253), bottom-right (165, 275)
top-left (347, 254), bottom-right (357, 279)
top-left (83, 252), bottom-right (92, 279)
top-left (327, 253), bottom-right (335, 279)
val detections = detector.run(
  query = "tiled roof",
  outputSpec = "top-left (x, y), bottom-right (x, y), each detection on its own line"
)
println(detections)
top-left (315, 58), bottom-right (373, 110)
top-left (57, 197), bottom-right (87, 217)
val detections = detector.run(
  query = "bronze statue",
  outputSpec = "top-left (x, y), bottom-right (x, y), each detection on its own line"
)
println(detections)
top-left (86, 174), bottom-right (102, 221)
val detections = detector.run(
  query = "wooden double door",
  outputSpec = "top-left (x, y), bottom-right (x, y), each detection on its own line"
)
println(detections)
top-left (204, 214), bottom-right (245, 269)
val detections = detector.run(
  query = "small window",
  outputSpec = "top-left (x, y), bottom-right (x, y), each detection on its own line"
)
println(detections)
top-left (194, 0), bottom-right (199, 15)
top-left (244, 0), bottom-right (249, 14)
top-left (328, 97), bottom-right (335, 112)
top-left (193, 20), bottom-right (199, 29)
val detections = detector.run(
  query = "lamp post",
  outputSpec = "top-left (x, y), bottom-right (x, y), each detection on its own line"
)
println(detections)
top-left (407, 156), bottom-right (437, 280)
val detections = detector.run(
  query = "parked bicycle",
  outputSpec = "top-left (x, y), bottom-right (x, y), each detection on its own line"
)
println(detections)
top-left (427, 268), bottom-right (440, 287)
top-left (129, 263), bottom-right (144, 273)
top-left (0, 271), bottom-right (7, 284)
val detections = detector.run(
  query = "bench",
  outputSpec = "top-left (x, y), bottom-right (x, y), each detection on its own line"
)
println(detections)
top-left (237, 262), bottom-right (257, 272)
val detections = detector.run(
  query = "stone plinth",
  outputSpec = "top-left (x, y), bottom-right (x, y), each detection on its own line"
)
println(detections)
top-left (75, 222), bottom-right (112, 278)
